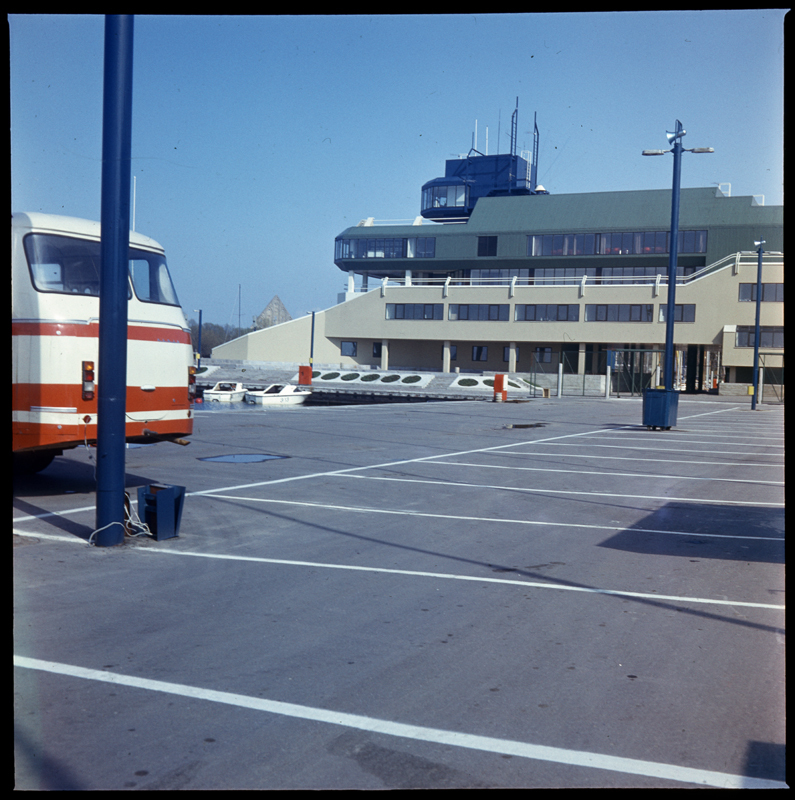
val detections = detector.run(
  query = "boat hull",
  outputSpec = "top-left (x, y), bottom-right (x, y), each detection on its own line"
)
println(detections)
top-left (244, 384), bottom-right (310, 406)
top-left (204, 391), bottom-right (246, 402)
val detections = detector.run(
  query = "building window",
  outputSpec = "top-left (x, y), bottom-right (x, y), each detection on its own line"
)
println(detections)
top-left (584, 304), bottom-right (654, 322)
top-left (442, 344), bottom-right (458, 361)
top-left (335, 236), bottom-right (436, 261)
top-left (534, 347), bottom-right (553, 363)
top-left (386, 303), bottom-right (443, 320)
top-left (372, 342), bottom-right (382, 359)
top-left (735, 326), bottom-right (784, 349)
top-left (503, 346), bottom-right (518, 362)
top-left (738, 283), bottom-right (784, 302)
top-left (528, 230), bottom-right (707, 257)
top-left (472, 346), bottom-right (488, 361)
top-left (340, 341), bottom-right (357, 357)
top-left (658, 304), bottom-right (696, 323)
top-left (515, 304), bottom-right (580, 321)
top-left (477, 236), bottom-right (498, 257)
top-left (471, 268), bottom-right (530, 285)
top-left (448, 304), bottom-right (509, 321)
top-left (423, 184), bottom-right (467, 210)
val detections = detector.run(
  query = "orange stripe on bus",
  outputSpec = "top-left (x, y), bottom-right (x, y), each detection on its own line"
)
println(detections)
top-left (13, 383), bottom-right (190, 412)
top-left (12, 321), bottom-right (191, 344)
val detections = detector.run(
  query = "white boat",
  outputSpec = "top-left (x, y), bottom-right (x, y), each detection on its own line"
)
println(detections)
top-left (203, 382), bottom-right (246, 402)
top-left (244, 384), bottom-right (311, 406)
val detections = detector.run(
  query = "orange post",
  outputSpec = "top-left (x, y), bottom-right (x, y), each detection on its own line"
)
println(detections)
top-left (298, 365), bottom-right (313, 386)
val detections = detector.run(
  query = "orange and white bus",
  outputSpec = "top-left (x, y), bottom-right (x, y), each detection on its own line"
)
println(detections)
top-left (12, 212), bottom-right (195, 473)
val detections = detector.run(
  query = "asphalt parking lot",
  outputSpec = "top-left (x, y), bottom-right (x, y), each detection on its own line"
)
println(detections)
top-left (13, 396), bottom-right (786, 789)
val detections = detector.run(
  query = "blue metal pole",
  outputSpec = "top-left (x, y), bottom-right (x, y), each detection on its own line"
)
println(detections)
top-left (751, 243), bottom-right (764, 410)
top-left (663, 121), bottom-right (684, 392)
top-left (95, 15), bottom-right (134, 546)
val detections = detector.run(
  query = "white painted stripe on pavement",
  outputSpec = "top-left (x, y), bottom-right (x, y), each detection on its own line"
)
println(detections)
top-left (16, 495), bottom-right (783, 546)
top-left (186, 424), bottom-right (634, 499)
top-left (587, 435), bottom-right (784, 448)
top-left (434, 461), bottom-right (784, 485)
top-left (13, 656), bottom-right (786, 789)
top-left (137, 548), bottom-right (785, 610)
top-left (202, 494), bottom-right (785, 542)
top-left (342, 474), bottom-right (785, 507)
top-left (493, 451), bottom-right (785, 468)
top-left (516, 442), bottom-right (784, 459)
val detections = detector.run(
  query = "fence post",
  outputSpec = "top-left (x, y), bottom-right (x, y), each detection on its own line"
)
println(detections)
top-left (605, 365), bottom-right (611, 399)
top-left (557, 362), bottom-right (563, 397)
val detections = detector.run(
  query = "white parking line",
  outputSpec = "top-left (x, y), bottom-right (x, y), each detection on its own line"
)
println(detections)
top-left (13, 655), bottom-right (786, 789)
top-left (136, 548), bottom-right (785, 610)
top-left (433, 461), bottom-right (784, 485)
top-left (13, 426), bottom-right (622, 523)
top-left (341, 474), bottom-right (785, 507)
top-left (14, 495), bottom-right (784, 544)
top-left (525, 442), bottom-right (784, 459)
top-left (586, 435), bottom-right (784, 448)
top-left (198, 495), bottom-right (784, 541)
top-left (493, 451), bottom-right (784, 468)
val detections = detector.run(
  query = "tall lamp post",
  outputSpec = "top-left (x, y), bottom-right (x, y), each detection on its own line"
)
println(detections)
top-left (641, 120), bottom-right (713, 429)
top-left (751, 241), bottom-right (765, 410)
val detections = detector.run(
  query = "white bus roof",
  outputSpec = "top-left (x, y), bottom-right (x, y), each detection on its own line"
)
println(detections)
top-left (12, 211), bottom-right (165, 253)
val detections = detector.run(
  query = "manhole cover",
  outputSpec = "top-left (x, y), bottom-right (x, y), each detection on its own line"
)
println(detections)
top-left (198, 454), bottom-right (286, 463)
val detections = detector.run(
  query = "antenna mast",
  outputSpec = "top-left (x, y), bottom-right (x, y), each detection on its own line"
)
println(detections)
top-left (510, 97), bottom-right (518, 157)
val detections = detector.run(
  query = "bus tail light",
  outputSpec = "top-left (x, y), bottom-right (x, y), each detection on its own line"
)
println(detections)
top-left (82, 361), bottom-right (95, 401)
top-left (188, 366), bottom-right (197, 400)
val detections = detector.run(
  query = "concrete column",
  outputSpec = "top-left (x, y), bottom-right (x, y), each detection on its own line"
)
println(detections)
top-left (380, 340), bottom-right (389, 371)
top-left (508, 342), bottom-right (517, 372)
top-left (347, 271), bottom-right (355, 293)
top-left (404, 269), bottom-right (412, 286)
top-left (442, 341), bottom-right (452, 373)
top-left (577, 342), bottom-right (586, 375)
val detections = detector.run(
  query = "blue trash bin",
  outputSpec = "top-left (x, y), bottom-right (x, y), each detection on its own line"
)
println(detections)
top-left (642, 388), bottom-right (679, 430)
top-left (137, 484), bottom-right (185, 540)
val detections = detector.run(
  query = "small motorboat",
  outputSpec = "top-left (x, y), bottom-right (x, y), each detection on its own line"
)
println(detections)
top-left (244, 384), bottom-right (311, 406)
top-left (203, 382), bottom-right (246, 402)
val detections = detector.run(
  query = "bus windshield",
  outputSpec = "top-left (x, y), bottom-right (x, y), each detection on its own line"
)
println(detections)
top-left (23, 232), bottom-right (180, 306)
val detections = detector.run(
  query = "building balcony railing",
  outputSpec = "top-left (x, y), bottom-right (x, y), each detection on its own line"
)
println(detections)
top-left (342, 251), bottom-right (783, 298)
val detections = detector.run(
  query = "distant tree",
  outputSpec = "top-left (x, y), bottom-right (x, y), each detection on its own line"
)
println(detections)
top-left (188, 319), bottom-right (254, 357)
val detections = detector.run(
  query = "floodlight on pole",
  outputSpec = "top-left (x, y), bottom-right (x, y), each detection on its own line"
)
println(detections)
top-left (639, 120), bottom-right (712, 431)
top-left (641, 120), bottom-right (713, 393)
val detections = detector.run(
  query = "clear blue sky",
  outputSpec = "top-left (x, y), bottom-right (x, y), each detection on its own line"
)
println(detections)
top-left (10, 12), bottom-right (786, 329)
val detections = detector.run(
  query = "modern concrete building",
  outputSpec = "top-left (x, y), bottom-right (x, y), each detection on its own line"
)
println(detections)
top-left (213, 142), bottom-right (783, 395)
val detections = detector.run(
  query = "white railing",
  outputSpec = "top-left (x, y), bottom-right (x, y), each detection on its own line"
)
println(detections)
top-left (357, 217), bottom-right (432, 227)
top-left (342, 251), bottom-right (783, 295)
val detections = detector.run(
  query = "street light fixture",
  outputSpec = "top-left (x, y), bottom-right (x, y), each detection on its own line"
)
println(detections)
top-left (640, 120), bottom-right (713, 429)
